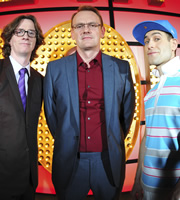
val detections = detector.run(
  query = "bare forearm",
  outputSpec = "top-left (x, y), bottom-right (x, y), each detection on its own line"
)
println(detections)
top-left (134, 130), bottom-right (147, 182)
top-left (131, 129), bottom-right (147, 200)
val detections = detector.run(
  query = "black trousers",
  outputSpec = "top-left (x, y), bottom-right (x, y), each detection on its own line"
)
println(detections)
top-left (2, 181), bottom-right (35, 200)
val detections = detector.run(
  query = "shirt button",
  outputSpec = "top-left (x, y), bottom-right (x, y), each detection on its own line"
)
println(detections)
top-left (88, 136), bottom-right (91, 139)
top-left (88, 117), bottom-right (90, 120)
top-left (88, 101), bottom-right (91, 104)
top-left (88, 85), bottom-right (90, 88)
top-left (88, 70), bottom-right (90, 72)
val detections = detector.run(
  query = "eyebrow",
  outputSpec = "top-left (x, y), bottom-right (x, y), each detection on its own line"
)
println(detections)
top-left (75, 22), bottom-right (98, 24)
top-left (144, 31), bottom-right (162, 40)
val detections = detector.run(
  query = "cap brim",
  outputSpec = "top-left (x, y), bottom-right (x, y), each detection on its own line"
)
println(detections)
top-left (133, 21), bottom-right (173, 45)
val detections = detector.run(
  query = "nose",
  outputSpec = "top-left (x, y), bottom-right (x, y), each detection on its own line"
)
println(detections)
top-left (23, 31), bottom-right (30, 39)
top-left (147, 39), bottom-right (155, 49)
top-left (83, 24), bottom-right (91, 32)
top-left (23, 33), bottom-right (29, 39)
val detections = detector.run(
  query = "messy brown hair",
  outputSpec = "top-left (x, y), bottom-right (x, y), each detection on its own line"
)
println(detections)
top-left (1, 15), bottom-right (44, 62)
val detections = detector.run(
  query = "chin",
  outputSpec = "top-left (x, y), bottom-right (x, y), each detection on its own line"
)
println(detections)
top-left (148, 60), bottom-right (158, 66)
top-left (84, 47), bottom-right (93, 50)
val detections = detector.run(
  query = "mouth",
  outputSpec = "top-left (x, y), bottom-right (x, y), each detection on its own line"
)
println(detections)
top-left (147, 52), bottom-right (158, 56)
top-left (20, 42), bottom-right (31, 45)
top-left (82, 36), bottom-right (92, 40)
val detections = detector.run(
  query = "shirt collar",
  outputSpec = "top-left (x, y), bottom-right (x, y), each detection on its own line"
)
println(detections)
top-left (162, 56), bottom-right (180, 75)
top-left (9, 55), bottom-right (30, 76)
top-left (152, 56), bottom-right (180, 77)
top-left (76, 51), bottom-right (102, 68)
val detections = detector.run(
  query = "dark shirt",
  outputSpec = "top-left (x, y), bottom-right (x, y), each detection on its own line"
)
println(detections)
top-left (77, 51), bottom-right (108, 152)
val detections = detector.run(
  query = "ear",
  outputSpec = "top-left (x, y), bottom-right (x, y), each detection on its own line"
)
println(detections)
top-left (71, 29), bottom-right (75, 40)
top-left (101, 26), bottom-right (105, 38)
top-left (171, 38), bottom-right (178, 51)
top-left (9, 38), bottom-right (12, 46)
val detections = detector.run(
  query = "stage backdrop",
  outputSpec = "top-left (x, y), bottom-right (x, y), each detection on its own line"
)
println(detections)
top-left (0, 0), bottom-right (180, 194)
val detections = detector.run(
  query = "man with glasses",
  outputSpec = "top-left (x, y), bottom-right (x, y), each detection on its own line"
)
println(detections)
top-left (0, 15), bottom-right (44, 200)
top-left (44, 5), bottom-right (135, 200)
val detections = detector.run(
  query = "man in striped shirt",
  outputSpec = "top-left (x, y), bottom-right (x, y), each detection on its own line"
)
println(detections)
top-left (131, 20), bottom-right (180, 200)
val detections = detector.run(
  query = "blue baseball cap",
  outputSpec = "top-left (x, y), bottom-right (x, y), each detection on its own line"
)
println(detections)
top-left (132, 20), bottom-right (177, 45)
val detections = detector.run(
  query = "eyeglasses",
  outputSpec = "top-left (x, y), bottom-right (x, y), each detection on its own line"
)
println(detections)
top-left (14, 29), bottom-right (37, 38)
top-left (72, 23), bottom-right (101, 31)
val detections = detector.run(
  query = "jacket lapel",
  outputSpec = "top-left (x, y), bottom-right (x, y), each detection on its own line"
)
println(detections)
top-left (66, 53), bottom-right (80, 132)
top-left (102, 54), bottom-right (114, 135)
top-left (5, 58), bottom-right (24, 112)
top-left (65, 53), bottom-right (114, 134)
top-left (26, 67), bottom-right (35, 117)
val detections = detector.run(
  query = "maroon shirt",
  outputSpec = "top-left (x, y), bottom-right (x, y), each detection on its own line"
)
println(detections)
top-left (77, 51), bottom-right (108, 152)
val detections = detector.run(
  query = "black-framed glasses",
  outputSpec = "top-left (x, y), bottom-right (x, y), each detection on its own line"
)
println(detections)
top-left (14, 29), bottom-right (37, 38)
top-left (72, 23), bottom-right (101, 31)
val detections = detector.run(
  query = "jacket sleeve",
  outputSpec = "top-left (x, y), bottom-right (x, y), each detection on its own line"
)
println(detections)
top-left (120, 61), bottom-right (135, 137)
top-left (43, 62), bottom-right (57, 138)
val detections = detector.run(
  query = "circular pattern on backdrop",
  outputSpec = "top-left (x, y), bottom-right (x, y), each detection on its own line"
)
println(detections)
top-left (0, 29), bottom-right (4, 57)
top-left (0, 20), bottom-right (141, 173)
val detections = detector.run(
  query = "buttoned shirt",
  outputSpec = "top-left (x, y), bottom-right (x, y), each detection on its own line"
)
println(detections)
top-left (77, 51), bottom-right (108, 152)
top-left (9, 55), bottom-right (30, 95)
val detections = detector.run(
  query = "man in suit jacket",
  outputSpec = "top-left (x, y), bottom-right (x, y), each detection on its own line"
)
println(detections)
top-left (44, 5), bottom-right (135, 200)
top-left (0, 15), bottom-right (44, 200)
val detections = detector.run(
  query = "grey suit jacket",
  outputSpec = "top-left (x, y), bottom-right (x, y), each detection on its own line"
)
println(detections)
top-left (0, 58), bottom-right (43, 195)
top-left (44, 52), bottom-right (135, 191)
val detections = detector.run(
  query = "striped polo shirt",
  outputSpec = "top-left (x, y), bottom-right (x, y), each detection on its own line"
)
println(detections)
top-left (142, 56), bottom-right (180, 192)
